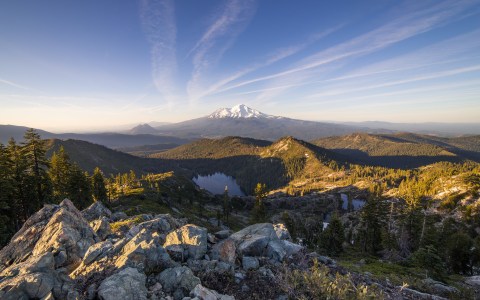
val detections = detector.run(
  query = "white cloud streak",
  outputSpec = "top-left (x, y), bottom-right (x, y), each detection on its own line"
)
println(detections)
top-left (187, 0), bottom-right (257, 102)
top-left (217, 0), bottom-right (478, 100)
top-left (140, 0), bottom-right (177, 104)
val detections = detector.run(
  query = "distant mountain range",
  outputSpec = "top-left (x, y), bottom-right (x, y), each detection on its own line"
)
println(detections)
top-left (0, 125), bottom-right (191, 149)
top-left (1, 105), bottom-right (479, 151)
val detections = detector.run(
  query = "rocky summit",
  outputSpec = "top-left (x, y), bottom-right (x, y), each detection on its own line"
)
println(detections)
top-left (0, 199), bottom-right (474, 299)
top-left (0, 199), bottom-right (302, 300)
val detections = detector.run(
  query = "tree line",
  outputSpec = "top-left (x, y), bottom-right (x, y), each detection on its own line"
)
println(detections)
top-left (0, 129), bottom-right (108, 246)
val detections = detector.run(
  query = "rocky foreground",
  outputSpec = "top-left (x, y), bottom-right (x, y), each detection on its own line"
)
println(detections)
top-left (0, 199), bottom-right (478, 299)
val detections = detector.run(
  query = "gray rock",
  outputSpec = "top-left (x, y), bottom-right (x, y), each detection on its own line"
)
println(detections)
top-left (214, 230), bottom-right (232, 240)
top-left (0, 253), bottom-right (75, 300)
top-left (90, 217), bottom-right (112, 240)
top-left (164, 224), bottom-right (208, 260)
top-left (157, 266), bottom-right (201, 300)
top-left (273, 223), bottom-right (291, 240)
top-left (210, 239), bottom-right (236, 264)
top-left (82, 240), bottom-right (113, 265)
top-left (98, 267), bottom-right (147, 300)
top-left (422, 278), bottom-right (459, 298)
top-left (127, 214), bottom-right (182, 239)
top-left (190, 284), bottom-right (235, 300)
top-left (111, 211), bottom-right (128, 221)
top-left (0, 199), bottom-right (97, 273)
top-left (242, 256), bottom-right (259, 270)
top-left (229, 223), bottom-right (301, 262)
top-left (465, 275), bottom-right (480, 288)
top-left (282, 240), bottom-right (303, 257)
top-left (82, 201), bottom-right (112, 222)
top-left (116, 228), bottom-right (175, 273)
top-left (400, 287), bottom-right (448, 300)
top-left (266, 240), bottom-right (286, 262)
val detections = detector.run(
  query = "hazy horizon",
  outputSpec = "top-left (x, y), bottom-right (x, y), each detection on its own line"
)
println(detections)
top-left (1, 0), bottom-right (480, 131)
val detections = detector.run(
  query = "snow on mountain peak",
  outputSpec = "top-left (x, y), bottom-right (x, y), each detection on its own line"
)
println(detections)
top-left (208, 104), bottom-right (279, 119)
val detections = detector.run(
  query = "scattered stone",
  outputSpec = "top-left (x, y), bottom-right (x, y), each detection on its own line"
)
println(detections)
top-left (115, 228), bottom-right (175, 273)
top-left (273, 223), bottom-right (291, 240)
top-left (97, 267), bottom-right (147, 300)
top-left (210, 239), bottom-right (236, 264)
top-left (190, 284), bottom-right (235, 300)
top-left (242, 256), bottom-right (259, 270)
top-left (164, 224), bottom-right (208, 260)
top-left (214, 230), bottom-right (232, 240)
top-left (90, 217), bottom-right (112, 240)
top-left (111, 211), bottom-right (128, 222)
top-left (82, 201), bottom-right (112, 222)
top-left (422, 278), bottom-right (459, 298)
top-left (157, 266), bottom-right (201, 300)
top-left (82, 240), bottom-right (113, 265)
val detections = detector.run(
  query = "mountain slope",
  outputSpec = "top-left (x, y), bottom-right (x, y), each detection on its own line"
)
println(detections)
top-left (0, 125), bottom-right (192, 150)
top-left (45, 139), bottom-right (175, 175)
top-left (155, 105), bottom-right (367, 140)
top-left (312, 133), bottom-right (480, 168)
top-left (152, 136), bottom-right (342, 193)
top-left (128, 123), bottom-right (159, 135)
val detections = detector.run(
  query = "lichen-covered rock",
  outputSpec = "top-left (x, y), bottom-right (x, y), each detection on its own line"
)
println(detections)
top-left (82, 201), bottom-right (112, 222)
top-left (157, 266), bottom-right (201, 300)
top-left (210, 239), bottom-right (236, 264)
top-left (190, 284), bottom-right (235, 300)
top-left (164, 224), bottom-right (208, 260)
top-left (282, 240), bottom-right (303, 257)
top-left (90, 217), bottom-right (112, 240)
top-left (97, 267), bottom-right (147, 300)
top-left (0, 199), bottom-right (97, 273)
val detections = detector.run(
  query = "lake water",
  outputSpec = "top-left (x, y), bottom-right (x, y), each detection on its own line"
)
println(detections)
top-left (341, 193), bottom-right (365, 211)
top-left (193, 173), bottom-right (245, 196)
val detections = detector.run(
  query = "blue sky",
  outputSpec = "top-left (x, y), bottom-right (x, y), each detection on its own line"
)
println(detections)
top-left (0, 0), bottom-right (479, 131)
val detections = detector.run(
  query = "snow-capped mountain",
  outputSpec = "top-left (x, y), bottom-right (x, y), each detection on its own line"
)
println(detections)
top-left (153, 104), bottom-right (368, 140)
top-left (208, 104), bottom-right (280, 119)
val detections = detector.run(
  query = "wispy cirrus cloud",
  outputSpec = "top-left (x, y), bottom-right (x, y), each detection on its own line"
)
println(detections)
top-left (187, 0), bottom-right (257, 102)
top-left (140, 0), bottom-right (177, 104)
top-left (216, 0), bottom-right (479, 101)
top-left (193, 26), bottom-right (342, 100)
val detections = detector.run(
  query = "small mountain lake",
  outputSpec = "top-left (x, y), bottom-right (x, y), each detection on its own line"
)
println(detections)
top-left (193, 172), bottom-right (245, 196)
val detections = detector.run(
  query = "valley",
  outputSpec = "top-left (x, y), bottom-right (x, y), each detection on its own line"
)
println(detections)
top-left (0, 111), bottom-right (480, 299)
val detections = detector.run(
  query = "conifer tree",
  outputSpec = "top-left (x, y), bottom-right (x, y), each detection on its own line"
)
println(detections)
top-left (91, 167), bottom-right (108, 202)
top-left (67, 164), bottom-right (92, 209)
top-left (0, 143), bottom-right (15, 244)
top-left (49, 146), bottom-right (72, 201)
top-left (22, 128), bottom-right (51, 208)
top-left (251, 183), bottom-right (267, 223)
top-left (320, 213), bottom-right (344, 255)
top-left (7, 138), bottom-right (32, 223)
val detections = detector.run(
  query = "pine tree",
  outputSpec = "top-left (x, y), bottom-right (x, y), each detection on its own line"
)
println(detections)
top-left (49, 146), bottom-right (72, 201)
top-left (91, 167), bottom-right (108, 202)
top-left (251, 183), bottom-right (267, 223)
top-left (0, 143), bottom-right (15, 245)
top-left (358, 184), bottom-right (388, 254)
top-left (7, 138), bottom-right (32, 223)
top-left (67, 164), bottom-right (92, 209)
top-left (22, 128), bottom-right (51, 210)
top-left (320, 213), bottom-right (344, 255)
